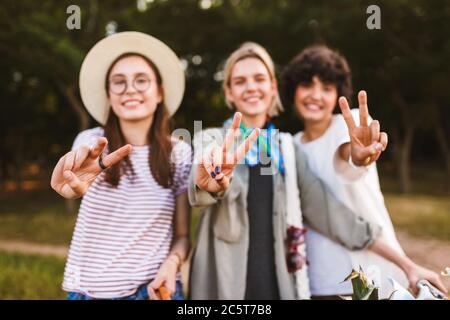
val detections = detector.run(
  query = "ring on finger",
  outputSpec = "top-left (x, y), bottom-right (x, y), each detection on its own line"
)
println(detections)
top-left (98, 154), bottom-right (108, 170)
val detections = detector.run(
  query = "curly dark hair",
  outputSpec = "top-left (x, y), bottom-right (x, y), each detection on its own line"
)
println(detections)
top-left (281, 45), bottom-right (352, 108)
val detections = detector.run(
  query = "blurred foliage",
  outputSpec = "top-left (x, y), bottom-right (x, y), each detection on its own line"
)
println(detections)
top-left (0, 0), bottom-right (449, 192)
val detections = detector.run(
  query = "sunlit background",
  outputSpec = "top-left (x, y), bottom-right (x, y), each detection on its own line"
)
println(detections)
top-left (0, 0), bottom-right (449, 299)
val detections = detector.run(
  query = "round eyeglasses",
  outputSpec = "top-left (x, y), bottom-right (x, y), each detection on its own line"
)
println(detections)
top-left (108, 76), bottom-right (152, 95)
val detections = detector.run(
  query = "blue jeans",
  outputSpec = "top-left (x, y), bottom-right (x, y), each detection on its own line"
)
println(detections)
top-left (67, 280), bottom-right (184, 300)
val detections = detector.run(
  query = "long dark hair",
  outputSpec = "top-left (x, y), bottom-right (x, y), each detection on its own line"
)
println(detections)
top-left (103, 53), bottom-right (173, 188)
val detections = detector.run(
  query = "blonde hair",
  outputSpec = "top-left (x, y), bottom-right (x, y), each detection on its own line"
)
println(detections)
top-left (222, 42), bottom-right (284, 117)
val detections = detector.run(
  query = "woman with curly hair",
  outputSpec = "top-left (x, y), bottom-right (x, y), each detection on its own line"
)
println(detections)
top-left (282, 45), bottom-right (447, 299)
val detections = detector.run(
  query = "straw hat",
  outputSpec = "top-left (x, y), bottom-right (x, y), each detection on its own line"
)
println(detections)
top-left (79, 31), bottom-right (185, 125)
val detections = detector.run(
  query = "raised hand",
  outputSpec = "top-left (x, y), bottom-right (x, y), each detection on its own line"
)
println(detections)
top-left (338, 90), bottom-right (388, 167)
top-left (195, 112), bottom-right (260, 193)
top-left (50, 137), bottom-right (132, 199)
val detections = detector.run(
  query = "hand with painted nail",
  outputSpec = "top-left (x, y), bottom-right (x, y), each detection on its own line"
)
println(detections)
top-left (338, 90), bottom-right (388, 167)
top-left (195, 112), bottom-right (260, 193)
top-left (50, 137), bottom-right (132, 199)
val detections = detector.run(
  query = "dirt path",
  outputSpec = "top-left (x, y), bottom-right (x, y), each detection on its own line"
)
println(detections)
top-left (0, 230), bottom-right (448, 292)
top-left (0, 240), bottom-right (68, 258)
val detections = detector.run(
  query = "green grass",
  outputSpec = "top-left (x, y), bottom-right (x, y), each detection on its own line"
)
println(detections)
top-left (0, 251), bottom-right (66, 299)
top-left (377, 162), bottom-right (450, 241)
top-left (384, 194), bottom-right (450, 241)
top-left (0, 191), bottom-right (77, 245)
top-left (190, 207), bottom-right (202, 244)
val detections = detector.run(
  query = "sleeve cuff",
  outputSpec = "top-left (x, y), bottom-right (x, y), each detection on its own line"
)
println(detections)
top-left (364, 222), bottom-right (383, 249)
top-left (333, 151), bottom-right (369, 183)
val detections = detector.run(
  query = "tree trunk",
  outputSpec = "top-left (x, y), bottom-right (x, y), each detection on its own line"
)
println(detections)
top-left (61, 83), bottom-right (90, 132)
top-left (65, 198), bottom-right (77, 214)
top-left (86, 0), bottom-right (98, 34)
top-left (435, 123), bottom-right (450, 194)
top-left (399, 129), bottom-right (413, 193)
top-left (0, 154), bottom-right (5, 191)
top-left (391, 93), bottom-right (415, 194)
top-left (392, 127), bottom-right (414, 194)
top-left (56, 83), bottom-right (90, 213)
top-left (14, 129), bottom-right (25, 193)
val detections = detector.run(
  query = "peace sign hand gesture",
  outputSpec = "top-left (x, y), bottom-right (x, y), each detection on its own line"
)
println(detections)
top-left (338, 90), bottom-right (388, 167)
top-left (50, 137), bottom-right (132, 199)
top-left (195, 112), bottom-right (260, 193)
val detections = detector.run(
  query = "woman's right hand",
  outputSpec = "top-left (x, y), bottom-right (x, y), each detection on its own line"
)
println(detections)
top-left (50, 137), bottom-right (132, 199)
top-left (195, 112), bottom-right (260, 193)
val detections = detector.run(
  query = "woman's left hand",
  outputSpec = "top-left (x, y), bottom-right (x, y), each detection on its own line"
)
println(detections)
top-left (147, 257), bottom-right (178, 300)
top-left (405, 262), bottom-right (448, 295)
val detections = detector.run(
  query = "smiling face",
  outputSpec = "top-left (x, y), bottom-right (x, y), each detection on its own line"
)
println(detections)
top-left (107, 55), bottom-right (163, 123)
top-left (225, 57), bottom-right (277, 118)
top-left (294, 75), bottom-right (338, 124)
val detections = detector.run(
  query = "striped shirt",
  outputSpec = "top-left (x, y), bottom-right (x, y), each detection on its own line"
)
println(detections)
top-left (62, 127), bottom-right (192, 299)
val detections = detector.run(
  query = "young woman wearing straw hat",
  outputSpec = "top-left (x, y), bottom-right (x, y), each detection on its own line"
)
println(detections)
top-left (50, 32), bottom-right (191, 300)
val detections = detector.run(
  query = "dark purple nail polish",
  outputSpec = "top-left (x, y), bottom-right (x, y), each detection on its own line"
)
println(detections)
top-left (211, 172), bottom-right (216, 179)
top-left (215, 166), bottom-right (221, 174)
